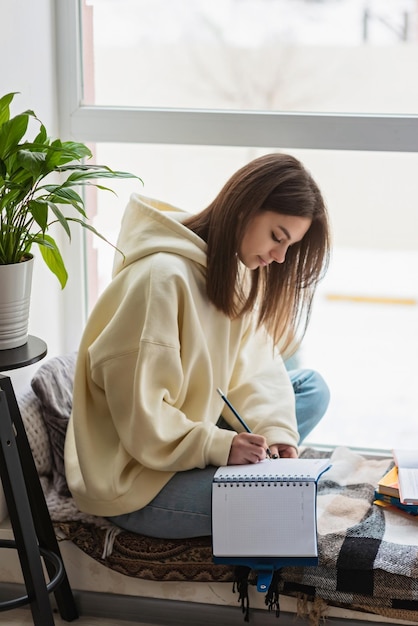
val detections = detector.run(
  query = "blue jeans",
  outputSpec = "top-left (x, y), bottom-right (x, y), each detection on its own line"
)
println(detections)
top-left (108, 369), bottom-right (330, 538)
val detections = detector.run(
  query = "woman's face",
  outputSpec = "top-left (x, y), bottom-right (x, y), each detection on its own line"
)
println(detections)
top-left (238, 211), bottom-right (312, 270)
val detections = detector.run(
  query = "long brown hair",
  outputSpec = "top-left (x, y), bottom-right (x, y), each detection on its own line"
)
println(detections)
top-left (183, 153), bottom-right (331, 356)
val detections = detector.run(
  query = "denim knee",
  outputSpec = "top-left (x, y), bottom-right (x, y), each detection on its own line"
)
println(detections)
top-left (290, 368), bottom-right (330, 442)
top-left (308, 370), bottom-right (331, 423)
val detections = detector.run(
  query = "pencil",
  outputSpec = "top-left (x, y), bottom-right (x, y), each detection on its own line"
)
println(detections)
top-left (216, 387), bottom-right (273, 459)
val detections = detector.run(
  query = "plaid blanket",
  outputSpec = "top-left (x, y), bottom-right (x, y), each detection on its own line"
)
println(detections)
top-left (279, 446), bottom-right (418, 622)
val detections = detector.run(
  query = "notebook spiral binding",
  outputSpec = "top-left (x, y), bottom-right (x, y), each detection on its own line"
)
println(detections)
top-left (214, 474), bottom-right (313, 487)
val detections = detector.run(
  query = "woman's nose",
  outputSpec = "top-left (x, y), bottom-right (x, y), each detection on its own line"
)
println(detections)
top-left (271, 245), bottom-right (287, 264)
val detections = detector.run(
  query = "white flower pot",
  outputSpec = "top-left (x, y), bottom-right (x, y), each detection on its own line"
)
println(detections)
top-left (0, 255), bottom-right (34, 350)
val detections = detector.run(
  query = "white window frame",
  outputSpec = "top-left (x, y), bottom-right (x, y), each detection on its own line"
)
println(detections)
top-left (61, 105), bottom-right (418, 151)
top-left (56, 0), bottom-right (418, 151)
top-left (55, 0), bottom-right (418, 345)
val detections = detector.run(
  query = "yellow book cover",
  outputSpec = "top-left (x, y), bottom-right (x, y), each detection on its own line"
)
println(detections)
top-left (377, 465), bottom-right (399, 498)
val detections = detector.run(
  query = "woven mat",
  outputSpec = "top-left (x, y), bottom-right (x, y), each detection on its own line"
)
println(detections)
top-left (55, 519), bottom-right (418, 625)
top-left (57, 521), bottom-right (233, 583)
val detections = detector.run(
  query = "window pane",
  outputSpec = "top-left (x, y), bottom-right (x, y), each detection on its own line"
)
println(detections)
top-left (82, 0), bottom-right (418, 114)
top-left (86, 144), bottom-right (418, 450)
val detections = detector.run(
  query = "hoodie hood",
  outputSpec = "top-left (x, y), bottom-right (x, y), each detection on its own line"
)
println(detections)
top-left (112, 193), bottom-right (207, 278)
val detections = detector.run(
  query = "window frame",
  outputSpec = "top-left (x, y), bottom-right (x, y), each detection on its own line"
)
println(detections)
top-left (55, 0), bottom-right (418, 347)
top-left (56, 1), bottom-right (418, 152)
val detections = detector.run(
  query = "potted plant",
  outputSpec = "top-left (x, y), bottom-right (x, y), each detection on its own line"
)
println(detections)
top-left (0, 92), bottom-right (140, 349)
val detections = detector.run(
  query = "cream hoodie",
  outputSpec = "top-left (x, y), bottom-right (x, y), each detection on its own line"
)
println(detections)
top-left (64, 194), bottom-right (298, 516)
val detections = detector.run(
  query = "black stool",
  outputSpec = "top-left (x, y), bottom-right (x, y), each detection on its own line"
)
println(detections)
top-left (0, 336), bottom-right (78, 624)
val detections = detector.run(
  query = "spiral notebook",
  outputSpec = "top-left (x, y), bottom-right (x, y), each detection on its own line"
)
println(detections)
top-left (212, 457), bottom-right (330, 563)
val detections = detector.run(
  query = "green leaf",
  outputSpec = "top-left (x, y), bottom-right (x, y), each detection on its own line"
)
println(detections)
top-left (48, 179), bottom-right (119, 196)
top-left (61, 140), bottom-right (92, 160)
top-left (0, 114), bottom-right (30, 160)
top-left (37, 234), bottom-right (68, 289)
top-left (16, 149), bottom-right (46, 178)
top-left (46, 186), bottom-right (84, 206)
top-left (55, 186), bottom-right (84, 204)
top-left (64, 218), bottom-right (124, 260)
top-left (0, 92), bottom-right (16, 127)
top-left (28, 199), bottom-right (49, 230)
top-left (47, 202), bottom-right (72, 238)
top-left (33, 123), bottom-right (48, 145)
top-left (65, 168), bottom-right (140, 182)
top-left (44, 139), bottom-right (92, 169)
top-left (44, 139), bottom-right (65, 170)
top-left (2, 168), bottom-right (35, 200)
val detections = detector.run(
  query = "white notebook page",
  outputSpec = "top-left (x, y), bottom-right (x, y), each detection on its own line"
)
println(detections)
top-left (398, 468), bottom-right (418, 503)
top-left (212, 476), bottom-right (317, 558)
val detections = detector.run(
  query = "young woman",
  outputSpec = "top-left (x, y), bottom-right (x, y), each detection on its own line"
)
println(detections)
top-left (65, 153), bottom-right (331, 538)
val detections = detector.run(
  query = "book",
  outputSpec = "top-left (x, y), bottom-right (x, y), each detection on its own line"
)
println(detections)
top-left (373, 490), bottom-right (418, 516)
top-left (376, 465), bottom-right (399, 498)
top-left (393, 449), bottom-right (418, 505)
top-left (211, 457), bottom-right (331, 567)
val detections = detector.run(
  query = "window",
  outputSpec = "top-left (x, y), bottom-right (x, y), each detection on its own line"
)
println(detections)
top-left (84, 0), bottom-right (418, 115)
top-left (56, 0), bottom-right (418, 451)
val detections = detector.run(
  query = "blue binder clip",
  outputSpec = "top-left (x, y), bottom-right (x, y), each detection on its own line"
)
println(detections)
top-left (256, 568), bottom-right (275, 592)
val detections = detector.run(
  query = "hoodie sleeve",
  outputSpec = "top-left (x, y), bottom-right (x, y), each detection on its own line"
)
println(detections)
top-left (92, 343), bottom-right (236, 472)
top-left (88, 258), bottom-right (236, 472)
top-left (223, 320), bottom-right (299, 450)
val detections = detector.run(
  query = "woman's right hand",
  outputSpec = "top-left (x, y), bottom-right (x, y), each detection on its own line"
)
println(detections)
top-left (227, 432), bottom-right (268, 465)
